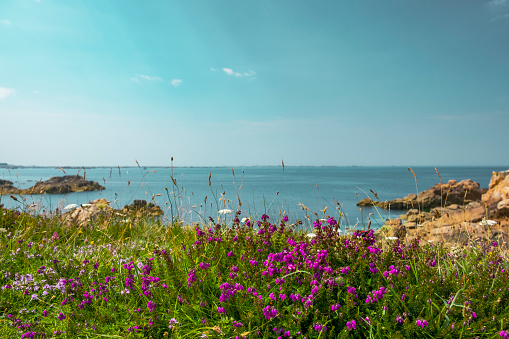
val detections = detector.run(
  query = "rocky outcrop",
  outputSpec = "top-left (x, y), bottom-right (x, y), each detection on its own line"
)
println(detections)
top-left (481, 170), bottom-right (509, 218)
top-left (377, 170), bottom-right (509, 248)
top-left (0, 175), bottom-right (104, 195)
top-left (63, 198), bottom-right (164, 227)
top-left (122, 200), bottom-right (164, 217)
top-left (358, 179), bottom-right (485, 210)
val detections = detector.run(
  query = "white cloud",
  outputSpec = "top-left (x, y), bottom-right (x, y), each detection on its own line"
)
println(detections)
top-left (222, 68), bottom-right (256, 78)
top-left (0, 87), bottom-right (15, 99)
top-left (210, 67), bottom-right (217, 71)
top-left (488, 0), bottom-right (508, 7)
top-left (170, 79), bottom-right (182, 87)
top-left (139, 74), bottom-right (162, 81)
top-left (0, 19), bottom-right (11, 25)
top-left (131, 74), bottom-right (163, 82)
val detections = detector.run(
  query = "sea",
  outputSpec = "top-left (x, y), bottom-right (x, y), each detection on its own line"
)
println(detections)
top-left (1, 166), bottom-right (507, 230)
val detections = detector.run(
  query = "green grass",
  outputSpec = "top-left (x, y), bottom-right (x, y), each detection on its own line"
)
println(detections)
top-left (1, 203), bottom-right (509, 338)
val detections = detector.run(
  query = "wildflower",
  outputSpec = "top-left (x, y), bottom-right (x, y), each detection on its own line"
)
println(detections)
top-left (396, 316), bottom-right (403, 324)
top-left (313, 323), bottom-right (327, 332)
top-left (479, 219), bottom-right (497, 226)
top-left (199, 262), bottom-right (210, 270)
top-left (416, 319), bottom-right (428, 328)
top-left (218, 209), bottom-right (233, 215)
top-left (262, 305), bottom-right (278, 319)
top-left (147, 300), bottom-right (156, 312)
top-left (168, 318), bottom-right (179, 328)
top-left (346, 320), bottom-right (356, 330)
top-left (500, 330), bottom-right (508, 339)
top-left (331, 303), bottom-right (341, 311)
top-left (42, 310), bottom-right (48, 317)
top-left (58, 312), bottom-right (66, 321)
top-left (341, 266), bottom-right (351, 274)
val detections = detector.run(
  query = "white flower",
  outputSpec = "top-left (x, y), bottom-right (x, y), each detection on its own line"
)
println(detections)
top-left (385, 237), bottom-right (398, 240)
top-left (63, 204), bottom-right (78, 210)
top-left (306, 233), bottom-right (316, 238)
top-left (241, 217), bottom-right (249, 223)
top-left (218, 209), bottom-right (233, 215)
top-left (479, 219), bottom-right (497, 226)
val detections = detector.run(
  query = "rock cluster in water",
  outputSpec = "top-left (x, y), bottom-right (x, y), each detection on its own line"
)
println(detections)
top-left (0, 175), bottom-right (104, 195)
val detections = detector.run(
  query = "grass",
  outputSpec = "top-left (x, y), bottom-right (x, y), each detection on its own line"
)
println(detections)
top-left (1, 191), bottom-right (509, 338)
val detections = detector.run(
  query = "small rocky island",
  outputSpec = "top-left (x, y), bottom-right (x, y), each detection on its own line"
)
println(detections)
top-left (0, 175), bottom-right (104, 195)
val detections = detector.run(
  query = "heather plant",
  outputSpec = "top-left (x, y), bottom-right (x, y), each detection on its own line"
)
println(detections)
top-left (1, 203), bottom-right (509, 338)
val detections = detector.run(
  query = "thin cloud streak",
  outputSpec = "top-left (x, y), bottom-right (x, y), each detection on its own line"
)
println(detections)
top-left (138, 74), bottom-right (162, 81)
top-left (0, 19), bottom-right (11, 25)
top-left (0, 87), bottom-right (15, 99)
top-left (131, 74), bottom-right (163, 82)
top-left (222, 68), bottom-right (256, 78)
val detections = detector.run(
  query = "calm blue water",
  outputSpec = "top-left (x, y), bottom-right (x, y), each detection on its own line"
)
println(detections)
top-left (1, 166), bottom-right (507, 229)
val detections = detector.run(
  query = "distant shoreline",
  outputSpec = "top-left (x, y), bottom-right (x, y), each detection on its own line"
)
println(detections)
top-left (1, 164), bottom-right (507, 169)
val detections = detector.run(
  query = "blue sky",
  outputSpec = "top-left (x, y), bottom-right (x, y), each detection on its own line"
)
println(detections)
top-left (1, 0), bottom-right (508, 167)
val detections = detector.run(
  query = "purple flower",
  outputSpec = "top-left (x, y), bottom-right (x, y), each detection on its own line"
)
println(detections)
top-left (147, 300), bottom-right (156, 312)
top-left (262, 305), bottom-right (278, 319)
top-left (416, 319), bottom-right (428, 328)
top-left (42, 310), bottom-right (48, 317)
top-left (199, 262), bottom-right (210, 270)
top-left (346, 320), bottom-right (356, 330)
top-left (396, 316), bottom-right (403, 324)
top-left (58, 312), bottom-right (66, 321)
top-left (313, 323), bottom-right (327, 332)
top-left (500, 330), bottom-right (509, 339)
top-left (217, 307), bottom-right (225, 314)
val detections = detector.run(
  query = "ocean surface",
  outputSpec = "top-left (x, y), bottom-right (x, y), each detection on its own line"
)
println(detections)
top-left (1, 166), bottom-right (507, 230)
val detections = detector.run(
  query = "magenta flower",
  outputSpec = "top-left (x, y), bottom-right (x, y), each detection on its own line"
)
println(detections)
top-left (58, 312), bottom-right (66, 321)
top-left (217, 307), bottom-right (225, 314)
top-left (416, 319), bottom-right (428, 328)
top-left (346, 320), bottom-right (356, 330)
top-left (147, 300), bottom-right (156, 312)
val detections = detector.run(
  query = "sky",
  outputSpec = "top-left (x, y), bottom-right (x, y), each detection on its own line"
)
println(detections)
top-left (1, 0), bottom-right (508, 167)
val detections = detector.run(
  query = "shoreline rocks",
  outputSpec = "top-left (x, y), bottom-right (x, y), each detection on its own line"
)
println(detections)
top-left (0, 175), bottom-right (104, 195)
top-left (358, 179), bottom-right (486, 210)
top-left (376, 170), bottom-right (509, 248)
top-left (63, 198), bottom-right (164, 226)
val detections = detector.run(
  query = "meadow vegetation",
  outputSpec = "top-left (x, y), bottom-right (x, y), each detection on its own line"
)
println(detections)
top-left (1, 194), bottom-right (509, 338)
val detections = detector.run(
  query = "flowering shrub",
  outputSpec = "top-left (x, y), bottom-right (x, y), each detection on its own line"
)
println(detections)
top-left (0, 203), bottom-right (509, 338)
